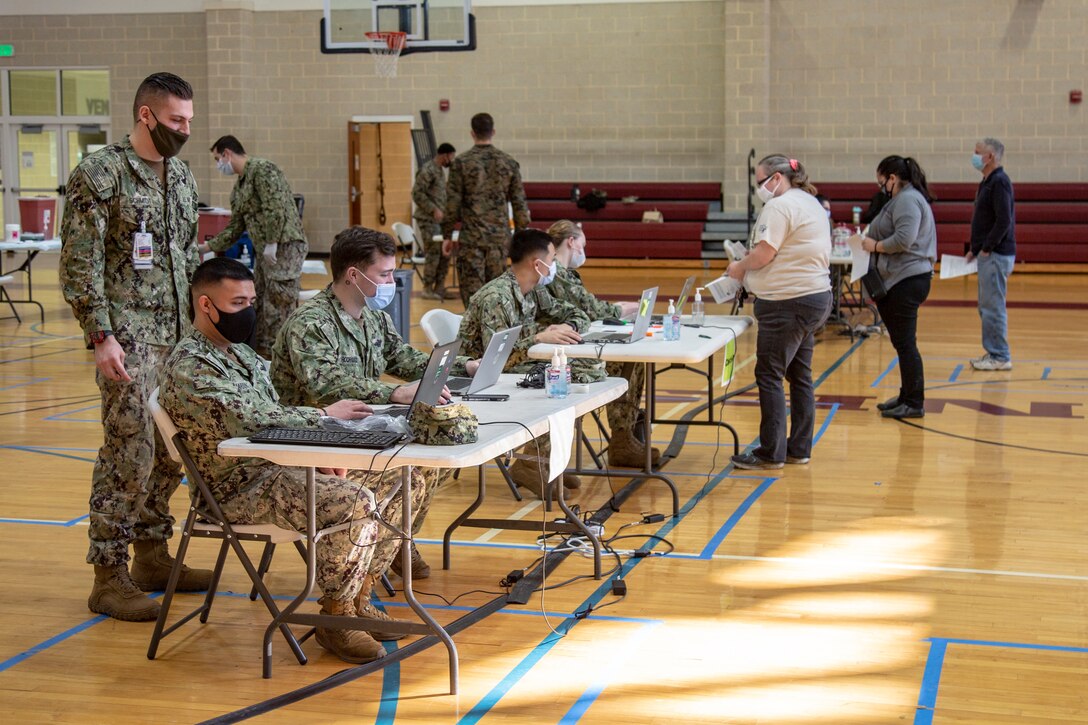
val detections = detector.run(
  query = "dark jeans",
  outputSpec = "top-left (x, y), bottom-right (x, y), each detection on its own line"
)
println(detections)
top-left (753, 291), bottom-right (832, 463)
top-left (875, 272), bottom-right (931, 408)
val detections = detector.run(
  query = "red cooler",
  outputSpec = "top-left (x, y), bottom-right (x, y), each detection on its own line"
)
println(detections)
top-left (198, 209), bottom-right (232, 243)
top-left (18, 197), bottom-right (59, 238)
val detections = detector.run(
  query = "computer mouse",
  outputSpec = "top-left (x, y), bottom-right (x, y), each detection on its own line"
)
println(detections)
top-left (602, 318), bottom-right (625, 326)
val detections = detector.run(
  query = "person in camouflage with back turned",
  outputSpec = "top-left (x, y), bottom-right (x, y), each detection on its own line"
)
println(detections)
top-left (272, 226), bottom-right (480, 581)
top-left (544, 220), bottom-right (661, 469)
top-left (161, 257), bottom-right (393, 665)
top-left (459, 229), bottom-right (605, 498)
top-left (202, 135), bottom-right (307, 356)
top-left (442, 113), bottom-right (530, 305)
top-left (59, 72), bottom-right (214, 623)
top-left (412, 142), bottom-right (455, 299)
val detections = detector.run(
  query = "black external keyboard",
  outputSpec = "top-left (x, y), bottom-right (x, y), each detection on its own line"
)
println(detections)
top-left (249, 427), bottom-right (404, 450)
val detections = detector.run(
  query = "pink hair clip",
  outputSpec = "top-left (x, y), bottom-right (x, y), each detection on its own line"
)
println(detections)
top-left (789, 158), bottom-right (799, 171)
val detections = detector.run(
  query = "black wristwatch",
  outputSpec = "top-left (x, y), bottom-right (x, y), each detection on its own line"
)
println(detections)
top-left (89, 330), bottom-right (114, 345)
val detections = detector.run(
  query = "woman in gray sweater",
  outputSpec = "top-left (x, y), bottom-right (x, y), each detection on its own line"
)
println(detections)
top-left (860, 156), bottom-right (937, 419)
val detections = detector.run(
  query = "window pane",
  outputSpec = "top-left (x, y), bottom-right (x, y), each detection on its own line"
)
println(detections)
top-left (10, 70), bottom-right (58, 116)
top-left (62, 70), bottom-right (110, 117)
top-left (68, 127), bottom-right (108, 170)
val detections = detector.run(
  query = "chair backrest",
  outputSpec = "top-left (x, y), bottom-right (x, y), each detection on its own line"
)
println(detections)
top-left (419, 308), bottom-right (463, 347)
top-left (148, 388), bottom-right (182, 464)
top-left (391, 222), bottom-right (418, 254)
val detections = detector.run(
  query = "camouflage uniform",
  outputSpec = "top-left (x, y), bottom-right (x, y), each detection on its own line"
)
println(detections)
top-left (160, 330), bottom-right (378, 601)
top-left (442, 144), bottom-right (530, 305)
top-left (270, 287), bottom-right (468, 571)
top-left (208, 157), bottom-right (307, 356)
top-left (59, 134), bottom-right (200, 567)
top-left (546, 263), bottom-right (645, 435)
top-left (411, 159), bottom-right (449, 292)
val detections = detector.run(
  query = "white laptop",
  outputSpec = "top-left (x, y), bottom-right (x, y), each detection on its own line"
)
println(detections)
top-left (581, 287), bottom-right (658, 344)
top-left (448, 325), bottom-right (522, 395)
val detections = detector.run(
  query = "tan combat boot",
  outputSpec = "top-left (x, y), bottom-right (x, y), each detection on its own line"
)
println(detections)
top-left (390, 542), bottom-right (432, 580)
top-left (608, 430), bottom-right (661, 469)
top-left (315, 597), bottom-right (387, 663)
top-left (508, 460), bottom-right (581, 499)
top-left (354, 576), bottom-right (408, 642)
top-left (131, 540), bottom-right (214, 592)
top-left (88, 564), bottom-right (161, 622)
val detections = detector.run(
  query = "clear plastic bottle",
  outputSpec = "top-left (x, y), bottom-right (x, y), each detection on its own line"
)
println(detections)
top-left (239, 246), bottom-right (252, 269)
top-left (560, 347), bottom-right (571, 389)
top-left (546, 347), bottom-right (567, 398)
top-left (665, 299), bottom-right (680, 341)
top-left (851, 206), bottom-right (862, 226)
top-left (692, 288), bottom-right (705, 326)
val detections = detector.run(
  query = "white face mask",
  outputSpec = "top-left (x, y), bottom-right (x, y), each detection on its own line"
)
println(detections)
top-left (569, 238), bottom-right (587, 269)
top-left (536, 259), bottom-right (558, 286)
top-left (756, 173), bottom-right (780, 204)
top-left (351, 268), bottom-right (396, 310)
top-left (216, 155), bottom-right (234, 176)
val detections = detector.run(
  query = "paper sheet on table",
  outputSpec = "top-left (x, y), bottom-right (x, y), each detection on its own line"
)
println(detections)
top-left (846, 234), bottom-right (870, 284)
top-left (547, 406), bottom-right (577, 484)
top-left (939, 254), bottom-right (978, 280)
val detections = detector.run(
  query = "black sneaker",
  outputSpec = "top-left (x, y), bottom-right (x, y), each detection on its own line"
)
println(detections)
top-left (876, 396), bottom-right (900, 411)
top-left (731, 452), bottom-right (784, 470)
top-left (881, 403), bottom-right (925, 419)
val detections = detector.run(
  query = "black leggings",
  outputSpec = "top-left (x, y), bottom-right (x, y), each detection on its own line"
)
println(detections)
top-left (876, 272), bottom-right (932, 408)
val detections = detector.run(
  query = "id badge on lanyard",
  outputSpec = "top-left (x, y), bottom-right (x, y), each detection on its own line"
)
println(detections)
top-left (133, 220), bottom-right (153, 270)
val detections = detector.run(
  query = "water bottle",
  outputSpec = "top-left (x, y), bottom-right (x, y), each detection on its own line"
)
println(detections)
top-left (851, 206), bottom-right (862, 226)
top-left (692, 288), bottom-right (705, 326)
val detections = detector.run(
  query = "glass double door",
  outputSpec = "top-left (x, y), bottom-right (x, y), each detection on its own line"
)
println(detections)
top-left (1, 123), bottom-right (109, 233)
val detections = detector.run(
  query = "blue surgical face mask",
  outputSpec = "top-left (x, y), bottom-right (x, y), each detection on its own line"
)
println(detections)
top-left (216, 155), bottom-right (234, 175)
top-left (971, 153), bottom-right (985, 171)
top-left (536, 259), bottom-right (557, 286)
top-left (352, 268), bottom-right (396, 310)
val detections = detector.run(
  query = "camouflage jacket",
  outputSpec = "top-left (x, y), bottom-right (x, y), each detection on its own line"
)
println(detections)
top-left (411, 159), bottom-right (446, 227)
top-left (208, 156), bottom-right (307, 281)
top-left (459, 271), bottom-right (589, 370)
top-left (160, 329), bottom-right (322, 504)
top-left (441, 144), bottom-right (530, 246)
top-left (60, 135), bottom-right (199, 348)
top-left (270, 287), bottom-right (469, 406)
top-left (546, 263), bottom-right (622, 321)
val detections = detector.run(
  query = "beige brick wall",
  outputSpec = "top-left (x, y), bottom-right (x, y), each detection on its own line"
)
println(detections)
top-left (3, 1), bottom-right (1085, 250)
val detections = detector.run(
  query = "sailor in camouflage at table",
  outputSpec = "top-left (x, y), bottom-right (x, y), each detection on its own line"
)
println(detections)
top-left (459, 228), bottom-right (608, 498)
top-left (271, 226), bottom-right (480, 581)
top-left (203, 135), bottom-right (307, 356)
top-left (545, 220), bottom-right (661, 468)
top-left (60, 72), bottom-right (213, 622)
top-left (442, 113), bottom-right (530, 305)
top-left (160, 257), bottom-right (391, 664)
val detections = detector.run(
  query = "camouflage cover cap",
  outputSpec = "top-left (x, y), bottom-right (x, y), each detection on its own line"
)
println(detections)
top-left (408, 402), bottom-right (479, 445)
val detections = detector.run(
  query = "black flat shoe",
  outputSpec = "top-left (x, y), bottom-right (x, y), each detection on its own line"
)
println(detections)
top-left (881, 403), bottom-right (925, 419)
top-left (876, 396), bottom-right (900, 411)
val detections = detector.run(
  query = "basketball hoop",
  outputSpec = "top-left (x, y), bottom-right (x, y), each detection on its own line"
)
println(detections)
top-left (365, 31), bottom-right (407, 78)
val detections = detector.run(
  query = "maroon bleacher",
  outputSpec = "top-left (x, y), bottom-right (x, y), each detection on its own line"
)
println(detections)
top-left (818, 182), bottom-right (1088, 264)
top-left (524, 182), bottom-right (721, 259)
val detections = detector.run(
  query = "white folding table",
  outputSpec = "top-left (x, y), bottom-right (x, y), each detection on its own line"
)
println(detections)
top-left (218, 374), bottom-right (626, 692)
top-left (0, 239), bottom-right (61, 323)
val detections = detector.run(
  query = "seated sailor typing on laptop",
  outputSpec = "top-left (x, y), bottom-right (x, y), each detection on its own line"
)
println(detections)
top-left (545, 220), bottom-right (662, 468)
top-left (160, 257), bottom-right (395, 666)
top-left (270, 225), bottom-right (481, 581)
top-left (459, 229), bottom-right (600, 498)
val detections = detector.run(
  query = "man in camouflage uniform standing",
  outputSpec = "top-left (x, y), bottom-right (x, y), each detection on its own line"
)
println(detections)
top-left (412, 142), bottom-right (455, 299)
top-left (442, 113), bottom-right (530, 306)
top-left (544, 221), bottom-right (660, 468)
top-left (203, 135), bottom-right (307, 356)
top-left (272, 226), bottom-right (479, 581)
top-left (459, 229), bottom-right (601, 497)
top-left (160, 257), bottom-right (388, 663)
top-left (60, 72), bottom-right (212, 621)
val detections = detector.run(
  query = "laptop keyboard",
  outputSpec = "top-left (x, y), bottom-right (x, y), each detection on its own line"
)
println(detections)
top-left (249, 427), bottom-right (404, 450)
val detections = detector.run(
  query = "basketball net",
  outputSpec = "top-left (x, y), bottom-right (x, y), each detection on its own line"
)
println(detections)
top-left (365, 31), bottom-right (407, 78)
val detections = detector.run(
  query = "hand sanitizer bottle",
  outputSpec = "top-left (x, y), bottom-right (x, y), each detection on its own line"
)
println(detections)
top-left (665, 300), bottom-right (680, 341)
top-left (239, 246), bottom-right (252, 269)
top-left (547, 347), bottom-right (565, 398)
top-left (692, 287), bottom-right (705, 326)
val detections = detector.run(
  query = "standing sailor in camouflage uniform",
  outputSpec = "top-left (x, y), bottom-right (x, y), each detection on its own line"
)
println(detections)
top-left (545, 221), bottom-right (661, 468)
top-left (412, 142), bottom-right (455, 299)
top-left (59, 72), bottom-right (213, 622)
top-left (202, 135), bottom-right (307, 356)
top-left (442, 113), bottom-right (530, 305)
top-left (160, 257), bottom-right (388, 664)
top-left (272, 226), bottom-right (479, 581)
top-left (459, 229), bottom-right (601, 497)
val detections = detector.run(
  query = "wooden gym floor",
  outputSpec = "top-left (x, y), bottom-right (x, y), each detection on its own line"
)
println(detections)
top-left (1, 258), bottom-right (1086, 724)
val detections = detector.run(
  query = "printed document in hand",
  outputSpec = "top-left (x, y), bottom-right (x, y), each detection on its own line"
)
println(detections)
top-left (846, 234), bottom-right (870, 284)
top-left (939, 254), bottom-right (978, 280)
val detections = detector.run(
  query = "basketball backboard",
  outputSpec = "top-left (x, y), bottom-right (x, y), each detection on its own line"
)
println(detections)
top-left (322, 0), bottom-right (475, 56)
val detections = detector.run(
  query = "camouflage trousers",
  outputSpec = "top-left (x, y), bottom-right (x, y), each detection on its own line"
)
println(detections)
top-left (415, 220), bottom-right (449, 292)
top-left (457, 244), bottom-right (508, 306)
top-left (254, 269), bottom-right (300, 358)
top-left (605, 361), bottom-right (645, 434)
top-left (88, 341), bottom-right (180, 567)
top-left (360, 466), bottom-right (438, 577)
top-left (218, 468), bottom-right (379, 601)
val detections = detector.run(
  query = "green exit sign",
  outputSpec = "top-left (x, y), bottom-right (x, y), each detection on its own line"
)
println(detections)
top-left (0, 45), bottom-right (13, 58)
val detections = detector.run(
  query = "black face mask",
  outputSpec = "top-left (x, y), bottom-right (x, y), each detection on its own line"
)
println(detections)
top-left (210, 303), bottom-right (256, 346)
top-left (146, 108), bottom-right (189, 159)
